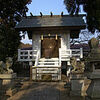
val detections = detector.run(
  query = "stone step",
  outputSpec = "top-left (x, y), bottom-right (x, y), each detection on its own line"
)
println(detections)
top-left (38, 58), bottom-right (59, 66)
top-left (38, 62), bottom-right (59, 64)
top-left (37, 70), bottom-right (58, 74)
top-left (37, 68), bottom-right (59, 70)
top-left (33, 65), bottom-right (60, 68)
top-left (39, 58), bottom-right (59, 61)
top-left (38, 62), bottom-right (59, 65)
top-left (38, 65), bottom-right (60, 67)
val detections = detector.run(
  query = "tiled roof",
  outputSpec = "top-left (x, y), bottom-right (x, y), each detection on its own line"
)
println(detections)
top-left (15, 15), bottom-right (86, 29)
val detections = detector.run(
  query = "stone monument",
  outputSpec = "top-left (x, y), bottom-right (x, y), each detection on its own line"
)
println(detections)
top-left (85, 38), bottom-right (100, 100)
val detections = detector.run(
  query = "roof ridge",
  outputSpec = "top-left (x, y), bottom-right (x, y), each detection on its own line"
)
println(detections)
top-left (23, 14), bottom-right (86, 19)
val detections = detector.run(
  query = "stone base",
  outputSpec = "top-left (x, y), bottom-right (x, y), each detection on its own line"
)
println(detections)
top-left (85, 96), bottom-right (100, 100)
top-left (0, 73), bottom-right (17, 97)
top-left (87, 80), bottom-right (100, 98)
top-left (70, 73), bottom-right (85, 96)
top-left (86, 72), bottom-right (100, 99)
top-left (0, 73), bottom-right (16, 79)
top-left (70, 91), bottom-right (81, 96)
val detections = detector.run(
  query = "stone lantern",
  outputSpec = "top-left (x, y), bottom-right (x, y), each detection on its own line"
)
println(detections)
top-left (85, 38), bottom-right (100, 100)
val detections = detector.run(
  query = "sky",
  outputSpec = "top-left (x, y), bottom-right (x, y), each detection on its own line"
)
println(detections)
top-left (21, 0), bottom-right (86, 44)
top-left (27, 0), bottom-right (68, 16)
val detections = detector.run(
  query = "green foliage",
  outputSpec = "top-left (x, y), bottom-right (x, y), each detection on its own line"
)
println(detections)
top-left (0, 0), bottom-right (32, 61)
top-left (64, 0), bottom-right (100, 33)
top-left (64, 0), bottom-right (80, 15)
top-left (0, 25), bottom-right (20, 61)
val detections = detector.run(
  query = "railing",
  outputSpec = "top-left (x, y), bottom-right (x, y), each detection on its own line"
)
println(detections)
top-left (34, 50), bottom-right (40, 66)
top-left (18, 49), bottom-right (37, 61)
top-left (60, 49), bottom-right (72, 61)
top-left (59, 48), bottom-right (61, 66)
top-left (60, 48), bottom-right (83, 61)
top-left (71, 48), bottom-right (83, 60)
top-left (18, 48), bottom-right (83, 62)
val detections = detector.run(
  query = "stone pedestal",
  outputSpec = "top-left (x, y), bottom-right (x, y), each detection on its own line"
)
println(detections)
top-left (0, 73), bottom-right (17, 97)
top-left (0, 73), bottom-right (16, 79)
top-left (70, 73), bottom-right (85, 96)
top-left (86, 71), bottom-right (100, 100)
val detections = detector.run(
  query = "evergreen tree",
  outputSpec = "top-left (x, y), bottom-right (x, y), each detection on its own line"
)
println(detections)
top-left (64, 0), bottom-right (100, 33)
top-left (0, 0), bottom-right (32, 61)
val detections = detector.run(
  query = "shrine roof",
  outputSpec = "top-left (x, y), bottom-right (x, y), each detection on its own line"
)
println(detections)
top-left (15, 15), bottom-right (86, 29)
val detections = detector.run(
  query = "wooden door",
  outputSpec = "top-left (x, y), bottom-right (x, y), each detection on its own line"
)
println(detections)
top-left (41, 37), bottom-right (61, 58)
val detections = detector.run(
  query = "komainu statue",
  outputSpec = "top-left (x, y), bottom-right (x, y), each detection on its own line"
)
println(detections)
top-left (70, 57), bottom-right (85, 73)
top-left (0, 57), bottom-right (13, 74)
top-left (0, 61), bottom-right (6, 74)
top-left (5, 57), bottom-right (13, 74)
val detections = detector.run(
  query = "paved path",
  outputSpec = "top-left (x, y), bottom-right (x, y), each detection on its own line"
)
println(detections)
top-left (8, 82), bottom-right (67, 100)
top-left (8, 81), bottom-right (85, 100)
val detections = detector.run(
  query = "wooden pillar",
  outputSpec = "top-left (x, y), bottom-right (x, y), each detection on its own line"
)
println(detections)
top-left (30, 66), bottom-right (32, 81)
top-left (18, 49), bottom-right (20, 61)
top-left (29, 62), bottom-right (33, 81)
top-left (80, 48), bottom-right (83, 58)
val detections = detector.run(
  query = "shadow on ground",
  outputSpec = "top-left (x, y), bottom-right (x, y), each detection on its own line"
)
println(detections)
top-left (7, 80), bottom-right (85, 100)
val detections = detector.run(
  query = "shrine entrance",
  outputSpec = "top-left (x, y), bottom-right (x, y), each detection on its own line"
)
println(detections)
top-left (41, 37), bottom-right (61, 58)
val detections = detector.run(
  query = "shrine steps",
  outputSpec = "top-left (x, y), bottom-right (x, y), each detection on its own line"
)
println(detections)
top-left (31, 58), bottom-right (61, 81)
